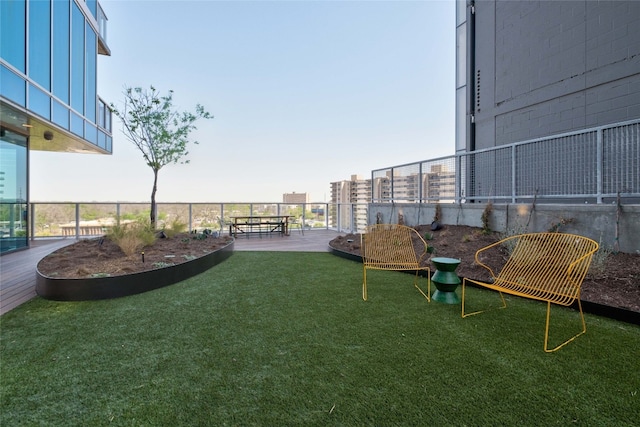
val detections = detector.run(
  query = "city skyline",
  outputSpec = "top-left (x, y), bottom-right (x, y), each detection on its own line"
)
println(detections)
top-left (29, 0), bottom-right (456, 203)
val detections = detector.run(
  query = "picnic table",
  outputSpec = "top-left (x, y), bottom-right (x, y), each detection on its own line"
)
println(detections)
top-left (229, 216), bottom-right (290, 238)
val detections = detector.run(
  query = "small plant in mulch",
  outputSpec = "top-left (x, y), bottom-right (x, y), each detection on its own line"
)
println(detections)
top-left (161, 216), bottom-right (188, 238)
top-left (90, 272), bottom-right (111, 278)
top-left (433, 202), bottom-right (442, 223)
top-left (152, 261), bottom-right (175, 268)
top-left (107, 220), bottom-right (156, 256)
top-left (481, 201), bottom-right (493, 234)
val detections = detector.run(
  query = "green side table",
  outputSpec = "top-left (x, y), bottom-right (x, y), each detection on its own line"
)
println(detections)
top-left (431, 257), bottom-right (461, 304)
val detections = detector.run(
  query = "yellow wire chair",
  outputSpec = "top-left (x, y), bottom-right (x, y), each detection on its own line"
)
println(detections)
top-left (461, 232), bottom-right (599, 352)
top-left (361, 224), bottom-right (431, 301)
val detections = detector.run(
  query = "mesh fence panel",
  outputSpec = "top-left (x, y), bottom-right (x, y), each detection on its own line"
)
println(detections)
top-left (516, 132), bottom-right (598, 197)
top-left (420, 157), bottom-right (457, 202)
top-left (603, 122), bottom-right (640, 195)
top-left (376, 119), bottom-right (638, 203)
top-left (372, 168), bottom-right (391, 202)
top-left (392, 164), bottom-right (421, 201)
top-left (464, 147), bottom-right (512, 200)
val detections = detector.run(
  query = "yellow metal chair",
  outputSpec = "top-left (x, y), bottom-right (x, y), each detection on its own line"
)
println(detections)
top-left (461, 232), bottom-right (599, 352)
top-left (361, 224), bottom-right (431, 301)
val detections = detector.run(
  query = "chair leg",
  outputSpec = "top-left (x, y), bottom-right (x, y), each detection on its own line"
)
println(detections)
top-left (413, 270), bottom-right (431, 302)
top-left (362, 266), bottom-right (368, 301)
top-left (543, 300), bottom-right (587, 353)
top-left (461, 278), bottom-right (507, 318)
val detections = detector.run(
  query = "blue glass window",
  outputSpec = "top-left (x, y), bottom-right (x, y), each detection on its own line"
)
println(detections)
top-left (98, 100), bottom-right (105, 127)
top-left (52, 99), bottom-right (69, 129)
top-left (0, 1), bottom-right (26, 72)
top-left (0, 130), bottom-right (29, 253)
top-left (1, 65), bottom-right (26, 107)
top-left (86, 0), bottom-right (97, 19)
top-left (84, 122), bottom-right (97, 144)
top-left (28, 0), bottom-right (51, 90)
top-left (105, 108), bottom-right (111, 131)
top-left (29, 84), bottom-right (51, 120)
top-left (71, 112), bottom-right (84, 137)
top-left (85, 23), bottom-right (97, 122)
top-left (53, 0), bottom-right (70, 103)
top-left (97, 130), bottom-right (106, 149)
top-left (71, 1), bottom-right (85, 114)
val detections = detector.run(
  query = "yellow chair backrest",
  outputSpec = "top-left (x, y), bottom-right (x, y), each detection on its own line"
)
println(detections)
top-left (361, 224), bottom-right (427, 270)
top-left (495, 232), bottom-right (598, 305)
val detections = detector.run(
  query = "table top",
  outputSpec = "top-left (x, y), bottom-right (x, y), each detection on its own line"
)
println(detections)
top-left (231, 215), bottom-right (289, 221)
top-left (431, 257), bottom-right (461, 264)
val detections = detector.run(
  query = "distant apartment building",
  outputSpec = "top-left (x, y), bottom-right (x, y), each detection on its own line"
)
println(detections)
top-left (0, 0), bottom-right (112, 254)
top-left (423, 164), bottom-right (455, 201)
top-left (282, 192), bottom-right (309, 204)
top-left (330, 175), bottom-right (374, 230)
top-left (371, 166), bottom-right (453, 202)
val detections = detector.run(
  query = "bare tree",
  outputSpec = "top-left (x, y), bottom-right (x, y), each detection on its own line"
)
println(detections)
top-left (111, 86), bottom-right (212, 229)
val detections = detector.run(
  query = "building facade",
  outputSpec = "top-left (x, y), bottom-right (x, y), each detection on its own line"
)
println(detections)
top-left (454, 0), bottom-right (639, 203)
top-left (330, 175), bottom-right (375, 230)
top-left (0, 0), bottom-right (112, 254)
top-left (282, 192), bottom-right (309, 204)
top-left (456, 0), bottom-right (640, 152)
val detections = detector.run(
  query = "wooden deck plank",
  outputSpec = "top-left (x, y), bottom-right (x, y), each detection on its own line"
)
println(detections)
top-left (0, 239), bottom-right (75, 315)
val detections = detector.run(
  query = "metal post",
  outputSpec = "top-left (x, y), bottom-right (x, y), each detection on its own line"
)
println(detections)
top-left (30, 203), bottom-right (35, 241)
top-left (75, 203), bottom-right (80, 239)
top-left (596, 128), bottom-right (603, 204)
top-left (511, 145), bottom-right (517, 203)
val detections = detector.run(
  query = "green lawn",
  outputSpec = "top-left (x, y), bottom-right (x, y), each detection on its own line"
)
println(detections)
top-left (1, 252), bottom-right (639, 426)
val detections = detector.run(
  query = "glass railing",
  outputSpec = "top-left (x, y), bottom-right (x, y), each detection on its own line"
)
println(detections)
top-left (97, 3), bottom-right (108, 45)
top-left (24, 202), bottom-right (370, 240)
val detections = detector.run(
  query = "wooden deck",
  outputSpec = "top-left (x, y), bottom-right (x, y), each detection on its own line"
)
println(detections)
top-left (0, 239), bottom-right (76, 315)
top-left (0, 230), bottom-right (341, 315)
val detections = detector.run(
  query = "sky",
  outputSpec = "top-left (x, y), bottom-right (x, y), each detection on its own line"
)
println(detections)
top-left (30, 0), bottom-right (456, 203)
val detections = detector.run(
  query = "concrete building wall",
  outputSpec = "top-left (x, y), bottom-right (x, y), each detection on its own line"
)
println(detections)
top-left (282, 192), bottom-right (309, 204)
top-left (470, 0), bottom-right (640, 150)
top-left (368, 202), bottom-right (640, 254)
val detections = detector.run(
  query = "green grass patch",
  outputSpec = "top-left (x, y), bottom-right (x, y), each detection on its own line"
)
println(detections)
top-left (1, 252), bottom-right (639, 425)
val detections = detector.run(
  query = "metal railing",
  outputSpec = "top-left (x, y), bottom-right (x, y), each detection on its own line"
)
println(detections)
top-left (23, 202), bottom-right (371, 240)
top-left (372, 119), bottom-right (640, 204)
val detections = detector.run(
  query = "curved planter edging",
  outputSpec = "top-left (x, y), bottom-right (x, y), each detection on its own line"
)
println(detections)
top-left (36, 240), bottom-right (235, 301)
top-left (328, 245), bottom-right (639, 325)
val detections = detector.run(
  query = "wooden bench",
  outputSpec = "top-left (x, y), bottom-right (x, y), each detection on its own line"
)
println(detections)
top-left (361, 224), bottom-right (431, 302)
top-left (462, 232), bottom-right (599, 352)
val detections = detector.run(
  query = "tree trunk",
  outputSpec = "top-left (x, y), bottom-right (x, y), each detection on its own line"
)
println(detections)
top-left (150, 169), bottom-right (159, 230)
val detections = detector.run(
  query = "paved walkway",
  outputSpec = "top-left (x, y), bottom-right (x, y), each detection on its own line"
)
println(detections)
top-left (0, 230), bottom-right (341, 315)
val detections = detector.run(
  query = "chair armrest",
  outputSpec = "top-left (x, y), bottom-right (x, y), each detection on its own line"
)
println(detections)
top-left (565, 244), bottom-right (599, 286)
top-left (473, 235), bottom-right (519, 279)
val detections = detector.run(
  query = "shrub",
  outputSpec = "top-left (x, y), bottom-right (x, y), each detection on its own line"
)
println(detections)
top-left (433, 202), bottom-right (442, 223)
top-left (481, 201), bottom-right (493, 234)
top-left (107, 220), bottom-right (156, 256)
top-left (589, 235), bottom-right (611, 276)
top-left (163, 216), bottom-right (187, 238)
